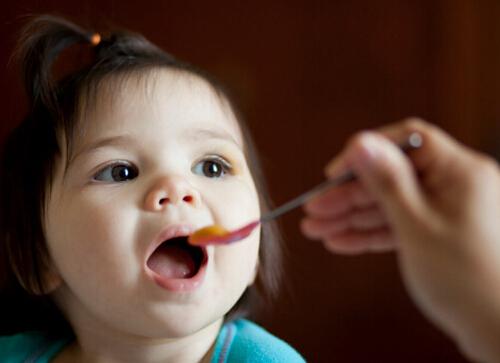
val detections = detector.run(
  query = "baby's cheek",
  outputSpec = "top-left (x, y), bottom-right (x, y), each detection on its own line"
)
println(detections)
top-left (218, 181), bottom-right (260, 226)
top-left (216, 230), bottom-right (260, 286)
top-left (49, 204), bottom-right (134, 286)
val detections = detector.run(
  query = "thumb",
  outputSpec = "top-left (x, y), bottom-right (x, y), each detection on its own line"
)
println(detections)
top-left (341, 132), bottom-right (426, 226)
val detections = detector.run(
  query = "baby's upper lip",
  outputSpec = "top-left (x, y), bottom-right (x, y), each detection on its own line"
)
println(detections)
top-left (145, 224), bottom-right (198, 262)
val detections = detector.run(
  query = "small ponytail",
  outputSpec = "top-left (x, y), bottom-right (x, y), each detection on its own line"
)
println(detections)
top-left (13, 15), bottom-right (97, 113)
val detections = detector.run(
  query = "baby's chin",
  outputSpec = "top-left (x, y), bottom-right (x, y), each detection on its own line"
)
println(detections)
top-left (131, 311), bottom-right (225, 340)
top-left (138, 276), bottom-right (253, 339)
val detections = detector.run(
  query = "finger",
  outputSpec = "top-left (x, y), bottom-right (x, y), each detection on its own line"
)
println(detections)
top-left (375, 118), bottom-right (467, 177)
top-left (380, 118), bottom-right (500, 200)
top-left (326, 118), bottom-right (461, 181)
top-left (349, 206), bottom-right (387, 230)
top-left (304, 181), bottom-right (376, 218)
top-left (301, 206), bottom-right (387, 241)
top-left (343, 131), bottom-right (427, 230)
top-left (323, 227), bottom-right (396, 255)
top-left (300, 216), bottom-right (349, 240)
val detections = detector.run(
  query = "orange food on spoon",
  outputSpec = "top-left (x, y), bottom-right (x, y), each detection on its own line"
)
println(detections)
top-left (188, 221), bottom-right (260, 246)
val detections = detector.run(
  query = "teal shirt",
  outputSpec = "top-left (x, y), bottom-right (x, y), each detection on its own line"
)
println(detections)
top-left (0, 319), bottom-right (305, 362)
top-left (0, 331), bottom-right (71, 363)
top-left (212, 319), bottom-right (304, 362)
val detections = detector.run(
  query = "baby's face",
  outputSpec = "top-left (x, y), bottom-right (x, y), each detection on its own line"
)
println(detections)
top-left (44, 70), bottom-right (261, 338)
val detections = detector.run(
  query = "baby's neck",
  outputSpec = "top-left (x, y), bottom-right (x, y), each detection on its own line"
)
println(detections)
top-left (53, 319), bottom-right (222, 363)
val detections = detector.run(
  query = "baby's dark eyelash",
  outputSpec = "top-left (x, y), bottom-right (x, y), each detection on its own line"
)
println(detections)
top-left (193, 154), bottom-right (234, 178)
top-left (207, 155), bottom-right (233, 172)
top-left (92, 161), bottom-right (139, 183)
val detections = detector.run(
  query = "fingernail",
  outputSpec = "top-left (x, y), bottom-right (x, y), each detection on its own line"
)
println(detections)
top-left (351, 133), bottom-right (382, 170)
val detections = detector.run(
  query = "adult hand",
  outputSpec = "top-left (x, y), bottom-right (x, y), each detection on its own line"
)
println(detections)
top-left (301, 119), bottom-right (500, 363)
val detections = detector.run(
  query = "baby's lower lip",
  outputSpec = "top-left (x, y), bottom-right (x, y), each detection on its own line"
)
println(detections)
top-left (145, 250), bottom-right (208, 292)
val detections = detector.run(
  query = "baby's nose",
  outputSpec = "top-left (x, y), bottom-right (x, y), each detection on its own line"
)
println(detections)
top-left (143, 175), bottom-right (200, 211)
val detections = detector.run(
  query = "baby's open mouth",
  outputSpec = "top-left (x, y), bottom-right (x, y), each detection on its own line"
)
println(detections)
top-left (146, 236), bottom-right (205, 279)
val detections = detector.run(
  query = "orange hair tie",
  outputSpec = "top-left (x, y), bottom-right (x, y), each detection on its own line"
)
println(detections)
top-left (89, 33), bottom-right (101, 46)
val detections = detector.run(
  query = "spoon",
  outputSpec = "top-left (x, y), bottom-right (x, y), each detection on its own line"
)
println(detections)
top-left (188, 132), bottom-right (423, 246)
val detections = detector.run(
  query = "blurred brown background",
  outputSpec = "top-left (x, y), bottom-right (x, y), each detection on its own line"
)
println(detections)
top-left (1, 1), bottom-right (499, 362)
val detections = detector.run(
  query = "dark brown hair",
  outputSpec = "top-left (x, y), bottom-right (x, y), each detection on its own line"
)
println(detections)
top-left (0, 14), bottom-right (283, 335)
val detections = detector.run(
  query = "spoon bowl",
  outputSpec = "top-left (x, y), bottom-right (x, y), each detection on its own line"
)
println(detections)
top-left (188, 221), bottom-right (260, 246)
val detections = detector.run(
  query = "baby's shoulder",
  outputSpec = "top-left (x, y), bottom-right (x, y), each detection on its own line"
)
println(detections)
top-left (0, 331), bottom-right (70, 362)
top-left (213, 319), bottom-right (305, 363)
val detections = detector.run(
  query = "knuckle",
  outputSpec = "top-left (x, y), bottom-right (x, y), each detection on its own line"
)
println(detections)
top-left (402, 118), bottom-right (451, 149)
top-left (346, 131), bottom-right (369, 150)
top-left (403, 118), bottom-right (435, 138)
top-left (475, 155), bottom-right (499, 179)
top-left (402, 117), bottom-right (429, 131)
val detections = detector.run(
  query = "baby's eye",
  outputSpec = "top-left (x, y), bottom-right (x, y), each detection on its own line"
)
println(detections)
top-left (93, 162), bottom-right (139, 182)
top-left (192, 156), bottom-right (232, 178)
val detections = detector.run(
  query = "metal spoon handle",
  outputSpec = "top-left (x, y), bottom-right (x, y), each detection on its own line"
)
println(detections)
top-left (260, 132), bottom-right (423, 223)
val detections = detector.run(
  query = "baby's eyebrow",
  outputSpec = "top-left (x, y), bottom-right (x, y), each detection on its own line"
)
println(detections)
top-left (63, 134), bottom-right (135, 179)
top-left (70, 134), bottom-right (135, 164)
top-left (184, 128), bottom-right (242, 148)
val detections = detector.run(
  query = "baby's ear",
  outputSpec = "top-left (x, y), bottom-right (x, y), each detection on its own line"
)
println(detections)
top-left (40, 263), bottom-right (63, 295)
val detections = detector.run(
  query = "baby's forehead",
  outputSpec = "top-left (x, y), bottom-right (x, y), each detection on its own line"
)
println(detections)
top-left (77, 68), bottom-right (244, 145)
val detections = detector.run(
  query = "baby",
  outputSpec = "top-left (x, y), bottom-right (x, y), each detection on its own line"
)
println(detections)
top-left (0, 14), bottom-right (304, 362)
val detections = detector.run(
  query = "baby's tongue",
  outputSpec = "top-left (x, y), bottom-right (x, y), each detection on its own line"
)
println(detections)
top-left (147, 243), bottom-right (196, 279)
